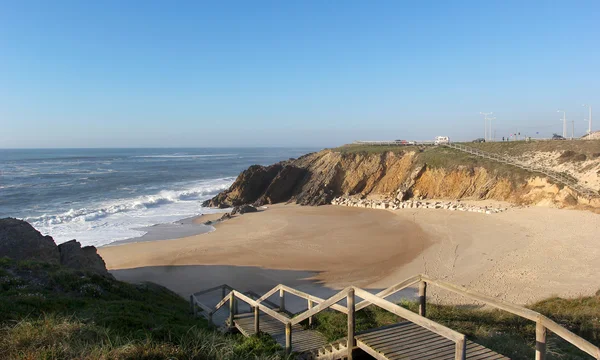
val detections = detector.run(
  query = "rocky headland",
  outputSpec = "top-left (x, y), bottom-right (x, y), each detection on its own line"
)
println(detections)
top-left (203, 146), bottom-right (600, 211)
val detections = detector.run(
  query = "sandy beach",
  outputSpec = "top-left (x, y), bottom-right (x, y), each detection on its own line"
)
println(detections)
top-left (99, 203), bottom-right (600, 305)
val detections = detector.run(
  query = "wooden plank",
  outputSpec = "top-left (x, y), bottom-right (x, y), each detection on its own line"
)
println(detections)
top-left (354, 287), bottom-right (465, 343)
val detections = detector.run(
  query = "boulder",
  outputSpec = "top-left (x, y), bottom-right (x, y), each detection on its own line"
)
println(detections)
top-left (232, 204), bottom-right (258, 215)
top-left (58, 240), bottom-right (110, 276)
top-left (0, 218), bottom-right (60, 264)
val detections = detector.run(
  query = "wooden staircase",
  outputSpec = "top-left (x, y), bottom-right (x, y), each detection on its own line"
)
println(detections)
top-left (190, 274), bottom-right (600, 360)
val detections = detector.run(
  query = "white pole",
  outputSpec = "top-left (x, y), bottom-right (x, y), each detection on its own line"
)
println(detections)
top-left (583, 104), bottom-right (592, 136)
top-left (563, 112), bottom-right (567, 138)
top-left (480, 112), bottom-right (492, 141)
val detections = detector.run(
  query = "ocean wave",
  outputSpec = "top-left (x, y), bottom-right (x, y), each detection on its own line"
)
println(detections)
top-left (133, 154), bottom-right (238, 158)
top-left (25, 178), bottom-right (234, 227)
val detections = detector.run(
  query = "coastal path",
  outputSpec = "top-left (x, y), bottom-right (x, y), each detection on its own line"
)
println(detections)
top-left (443, 142), bottom-right (599, 199)
top-left (190, 274), bottom-right (600, 360)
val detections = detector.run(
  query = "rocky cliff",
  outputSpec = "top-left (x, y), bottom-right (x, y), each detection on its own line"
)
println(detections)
top-left (0, 218), bottom-right (111, 276)
top-left (204, 148), bottom-right (600, 210)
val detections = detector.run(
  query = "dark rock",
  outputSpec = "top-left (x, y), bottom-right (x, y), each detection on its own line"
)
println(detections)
top-left (0, 218), bottom-right (60, 264)
top-left (58, 240), bottom-right (110, 276)
top-left (233, 204), bottom-right (258, 214)
top-left (255, 165), bottom-right (307, 206)
top-left (202, 164), bottom-right (283, 208)
top-left (220, 213), bottom-right (232, 220)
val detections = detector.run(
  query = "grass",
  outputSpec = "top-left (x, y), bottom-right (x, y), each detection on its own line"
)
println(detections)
top-left (312, 296), bottom-right (600, 359)
top-left (334, 144), bottom-right (534, 184)
top-left (0, 257), bottom-right (287, 360)
top-left (464, 139), bottom-right (600, 158)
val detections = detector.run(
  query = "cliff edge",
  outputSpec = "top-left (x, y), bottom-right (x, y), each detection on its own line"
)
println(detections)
top-left (204, 144), bottom-right (600, 210)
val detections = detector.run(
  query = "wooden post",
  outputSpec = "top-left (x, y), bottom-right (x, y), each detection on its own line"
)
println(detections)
top-left (279, 288), bottom-right (285, 312)
top-left (189, 295), bottom-right (195, 315)
top-left (347, 288), bottom-right (355, 360)
top-left (455, 336), bottom-right (466, 360)
top-left (419, 281), bottom-right (427, 317)
top-left (308, 299), bottom-right (314, 327)
top-left (285, 322), bottom-right (292, 355)
top-left (228, 292), bottom-right (235, 328)
top-left (254, 306), bottom-right (260, 334)
top-left (536, 320), bottom-right (547, 360)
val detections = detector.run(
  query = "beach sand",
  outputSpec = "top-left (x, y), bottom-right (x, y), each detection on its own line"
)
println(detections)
top-left (99, 203), bottom-right (600, 305)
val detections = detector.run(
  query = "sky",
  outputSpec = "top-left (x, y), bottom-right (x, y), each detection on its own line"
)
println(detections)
top-left (0, 0), bottom-right (599, 148)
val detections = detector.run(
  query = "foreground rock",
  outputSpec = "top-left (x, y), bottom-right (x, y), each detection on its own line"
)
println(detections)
top-left (0, 218), bottom-right (111, 276)
top-left (0, 218), bottom-right (60, 264)
top-left (58, 240), bottom-right (110, 275)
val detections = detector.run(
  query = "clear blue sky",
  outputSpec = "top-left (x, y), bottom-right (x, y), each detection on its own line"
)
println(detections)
top-left (1, 0), bottom-right (598, 148)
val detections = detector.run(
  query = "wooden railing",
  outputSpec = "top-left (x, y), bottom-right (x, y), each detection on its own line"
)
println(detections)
top-left (190, 275), bottom-right (600, 360)
top-left (417, 274), bottom-right (600, 360)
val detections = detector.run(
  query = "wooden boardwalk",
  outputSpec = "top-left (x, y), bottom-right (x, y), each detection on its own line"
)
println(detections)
top-left (233, 313), bottom-right (329, 354)
top-left (356, 322), bottom-right (509, 360)
top-left (191, 276), bottom-right (600, 359)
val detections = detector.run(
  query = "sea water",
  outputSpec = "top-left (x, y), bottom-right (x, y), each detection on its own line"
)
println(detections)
top-left (0, 148), bottom-right (314, 247)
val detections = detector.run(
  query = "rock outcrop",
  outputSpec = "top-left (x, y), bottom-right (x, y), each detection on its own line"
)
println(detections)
top-left (0, 218), bottom-right (111, 276)
top-left (203, 149), bottom-right (598, 209)
top-left (58, 240), bottom-right (110, 275)
top-left (0, 218), bottom-right (60, 264)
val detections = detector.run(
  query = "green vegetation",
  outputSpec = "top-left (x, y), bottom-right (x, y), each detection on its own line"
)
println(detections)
top-left (313, 297), bottom-right (600, 359)
top-left (464, 139), bottom-right (600, 158)
top-left (334, 144), bottom-right (534, 183)
top-left (0, 257), bottom-right (285, 359)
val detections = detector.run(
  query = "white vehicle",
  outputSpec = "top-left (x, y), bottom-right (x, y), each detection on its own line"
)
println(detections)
top-left (434, 136), bottom-right (449, 145)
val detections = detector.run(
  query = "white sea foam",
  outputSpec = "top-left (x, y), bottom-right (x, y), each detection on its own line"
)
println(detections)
top-left (133, 154), bottom-right (238, 159)
top-left (25, 177), bottom-right (235, 247)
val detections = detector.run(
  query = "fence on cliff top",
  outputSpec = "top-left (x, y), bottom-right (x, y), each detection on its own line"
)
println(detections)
top-left (442, 143), bottom-right (599, 199)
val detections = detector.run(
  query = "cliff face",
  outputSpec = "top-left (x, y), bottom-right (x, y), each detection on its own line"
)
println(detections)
top-left (203, 149), bottom-right (598, 209)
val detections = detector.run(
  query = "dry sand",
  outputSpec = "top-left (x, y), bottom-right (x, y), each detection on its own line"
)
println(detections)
top-left (99, 203), bottom-right (600, 305)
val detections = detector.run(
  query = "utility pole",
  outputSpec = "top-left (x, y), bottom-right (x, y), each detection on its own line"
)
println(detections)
top-left (582, 104), bottom-right (592, 136)
top-left (557, 110), bottom-right (566, 138)
top-left (480, 112), bottom-right (493, 141)
top-left (488, 117), bottom-right (496, 141)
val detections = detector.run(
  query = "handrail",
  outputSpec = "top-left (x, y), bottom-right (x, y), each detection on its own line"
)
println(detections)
top-left (353, 287), bottom-right (465, 344)
top-left (191, 275), bottom-right (600, 359)
top-left (355, 274), bottom-right (421, 311)
top-left (279, 284), bottom-right (349, 315)
top-left (231, 290), bottom-right (290, 324)
top-left (418, 274), bottom-right (600, 359)
top-left (290, 288), bottom-right (351, 325)
top-left (420, 275), bottom-right (539, 321)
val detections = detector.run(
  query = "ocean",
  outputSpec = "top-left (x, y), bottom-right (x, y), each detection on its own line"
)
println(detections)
top-left (0, 148), bottom-right (315, 247)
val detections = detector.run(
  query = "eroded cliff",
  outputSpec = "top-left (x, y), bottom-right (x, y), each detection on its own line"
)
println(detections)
top-left (203, 147), bottom-right (599, 209)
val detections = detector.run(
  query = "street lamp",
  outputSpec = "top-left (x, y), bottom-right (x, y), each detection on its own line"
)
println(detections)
top-left (557, 110), bottom-right (566, 138)
top-left (582, 104), bottom-right (593, 136)
top-left (488, 117), bottom-right (496, 141)
top-left (480, 112), bottom-right (493, 141)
